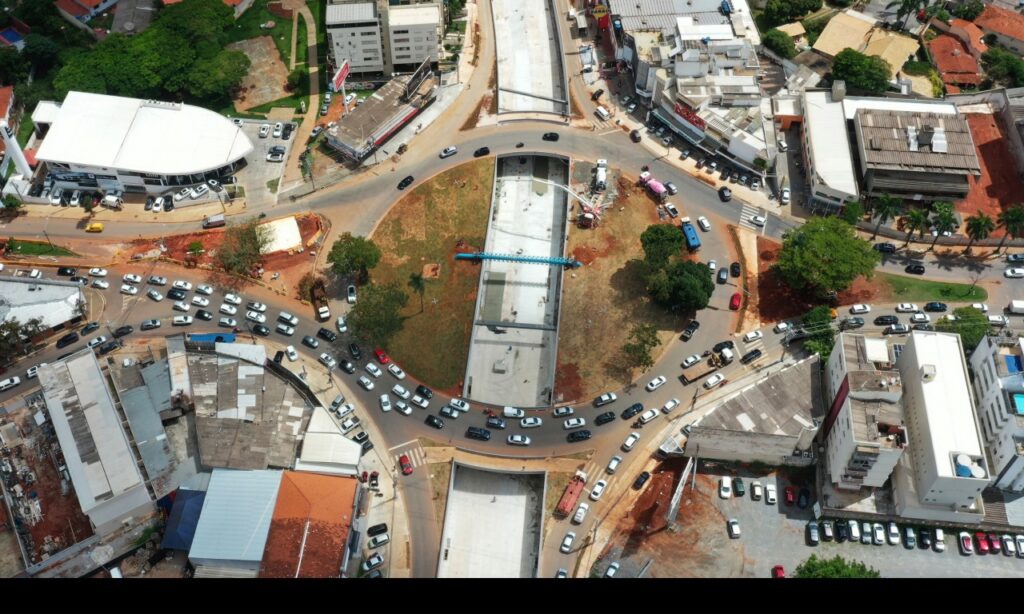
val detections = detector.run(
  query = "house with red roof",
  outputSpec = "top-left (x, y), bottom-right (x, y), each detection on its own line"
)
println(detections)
top-left (928, 34), bottom-right (982, 93)
top-left (54, 0), bottom-right (119, 23)
top-left (949, 18), bottom-right (988, 60)
top-left (975, 4), bottom-right (1024, 55)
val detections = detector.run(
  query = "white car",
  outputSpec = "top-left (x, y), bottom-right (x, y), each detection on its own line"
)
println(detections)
top-left (765, 483), bottom-right (777, 504)
top-left (606, 456), bottom-right (622, 474)
top-left (439, 146), bottom-right (457, 158)
top-left (196, 284), bottom-right (213, 295)
top-left (172, 301), bottom-right (190, 312)
top-left (895, 303), bottom-right (918, 313)
top-left (887, 522), bottom-right (900, 545)
top-left (172, 315), bottom-right (193, 326)
top-left (190, 184), bottom-right (210, 200)
top-left (590, 480), bottom-right (608, 501)
top-left (639, 408), bottom-right (659, 424)
top-left (28, 269), bottom-right (40, 279)
top-left (410, 395), bottom-right (429, 409)
top-left (147, 289), bottom-right (164, 302)
top-left (266, 152), bottom-right (284, 163)
top-left (247, 301), bottom-right (267, 313)
top-left (49, 187), bottom-right (64, 205)
top-left (88, 268), bottom-right (107, 277)
top-left (344, 93), bottom-right (356, 105)
top-left (87, 335), bottom-right (108, 349)
top-left (245, 310), bottom-right (266, 323)
top-left (742, 330), bottom-right (762, 343)
top-left (394, 400), bottom-right (412, 416)
top-left (122, 273), bottom-right (142, 284)
top-left (697, 216), bottom-right (711, 231)
top-left (365, 362), bottom-right (382, 378)
top-left (749, 215), bottom-right (766, 226)
top-left (379, 394), bottom-right (392, 412)
top-left (1007, 268), bottom-right (1024, 278)
top-left (172, 280), bottom-right (193, 291)
top-left (220, 317), bottom-right (237, 328)
top-left (622, 432), bottom-right (640, 452)
top-left (336, 315), bottom-right (348, 333)
top-left (910, 312), bottom-right (930, 324)
top-left (774, 322), bottom-right (791, 334)
top-left (120, 284), bottom-right (139, 296)
top-left (971, 303), bottom-right (989, 313)
top-left (662, 398), bottom-right (680, 414)
top-left (319, 353), bottom-right (337, 369)
top-left (563, 417), bottom-right (586, 430)
top-left (595, 392), bottom-right (617, 406)
top-left (388, 363), bottom-right (406, 379)
top-left (573, 502), bottom-right (590, 524)
top-left (707, 260), bottom-right (717, 271)
top-left (780, 188), bottom-right (790, 204)
top-left (25, 364), bottom-right (47, 379)
top-left (272, 122), bottom-right (283, 138)
top-left (989, 315), bottom-right (1010, 327)
top-left (359, 376), bottom-right (375, 391)
top-left (172, 187), bottom-right (191, 202)
top-left (520, 416), bottom-right (543, 428)
top-left (645, 375), bottom-right (667, 391)
top-left (392, 384), bottom-right (411, 400)
top-left (192, 296), bottom-right (210, 307)
top-left (285, 345), bottom-right (298, 361)
top-left (554, 406), bottom-right (574, 417)
top-left (703, 373), bottom-right (725, 389)
top-left (850, 304), bottom-right (871, 314)
top-left (682, 354), bottom-right (701, 368)
top-left (148, 275), bottom-right (167, 286)
top-left (508, 434), bottom-right (531, 446)
top-left (92, 279), bottom-right (110, 289)
top-left (560, 531), bottom-right (576, 553)
top-left (223, 293), bottom-right (242, 305)
top-left (259, 124), bottom-right (270, 138)
top-left (720, 477), bottom-right (732, 498)
top-left (449, 398), bottom-right (470, 412)
top-left (727, 519), bottom-right (741, 539)
top-left (219, 304), bottom-right (238, 315)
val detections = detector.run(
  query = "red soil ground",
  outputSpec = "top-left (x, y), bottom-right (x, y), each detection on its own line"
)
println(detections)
top-left (959, 114), bottom-right (1024, 234)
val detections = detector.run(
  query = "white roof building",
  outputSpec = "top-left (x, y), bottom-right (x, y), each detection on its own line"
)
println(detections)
top-left (293, 407), bottom-right (362, 477)
top-left (388, 4), bottom-right (441, 28)
top-left (802, 89), bottom-right (859, 204)
top-left (0, 277), bottom-right (84, 332)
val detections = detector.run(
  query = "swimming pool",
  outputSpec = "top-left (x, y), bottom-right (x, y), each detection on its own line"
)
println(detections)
top-left (1012, 392), bottom-right (1024, 416)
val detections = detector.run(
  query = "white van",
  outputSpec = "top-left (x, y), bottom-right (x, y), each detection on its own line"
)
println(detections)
top-left (595, 106), bottom-right (612, 121)
top-left (503, 406), bottom-right (525, 419)
top-left (0, 377), bottom-right (21, 392)
top-left (101, 193), bottom-right (123, 209)
top-left (277, 311), bottom-right (299, 327)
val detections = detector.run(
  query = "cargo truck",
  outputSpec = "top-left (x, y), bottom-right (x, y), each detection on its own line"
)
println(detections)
top-left (554, 470), bottom-right (588, 517)
top-left (1009, 300), bottom-right (1024, 315)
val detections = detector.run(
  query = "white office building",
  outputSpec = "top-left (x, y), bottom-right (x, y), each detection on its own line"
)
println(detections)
top-left (32, 91), bottom-right (252, 196)
top-left (327, 2), bottom-right (386, 74)
top-left (387, 3), bottom-right (442, 69)
top-left (892, 331), bottom-right (988, 524)
top-left (823, 334), bottom-right (908, 491)
top-left (968, 335), bottom-right (1024, 494)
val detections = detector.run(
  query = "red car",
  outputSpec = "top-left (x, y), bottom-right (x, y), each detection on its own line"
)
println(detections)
top-left (975, 532), bottom-right (990, 554)
top-left (729, 292), bottom-right (742, 310)
top-left (771, 565), bottom-right (785, 578)
top-left (988, 533), bottom-right (1001, 553)
top-left (784, 486), bottom-right (795, 506)
top-left (374, 348), bottom-right (391, 364)
top-left (399, 454), bottom-right (413, 476)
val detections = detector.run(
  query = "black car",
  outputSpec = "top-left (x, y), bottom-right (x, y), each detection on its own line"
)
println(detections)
top-left (542, 132), bottom-right (560, 141)
top-left (163, 200), bottom-right (174, 212)
top-left (367, 523), bottom-right (389, 537)
top-left (840, 317), bottom-right (865, 330)
top-left (196, 309), bottom-right (213, 321)
top-left (740, 349), bottom-right (763, 364)
top-left (145, 196), bottom-right (155, 211)
top-left (594, 411), bottom-right (616, 426)
top-left (113, 325), bottom-right (134, 338)
top-left (317, 327), bottom-right (338, 342)
top-left (798, 488), bottom-right (810, 509)
top-left (836, 521), bottom-right (848, 543)
top-left (416, 384), bottom-right (433, 399)
top-left (873, 315), bottom-right (899, 326)
top-left (681, 320), bottom-right (700, 341)
top-left (874, 243), bottom-right (897, 253)
top-left (339, 359), bottom-right (356, 374)
top-left (919, 529), bottom-right (932, 549)
top-left (349, 343), bottom-right (362, 360)
top-left (567, 430), bottom-right (592, 443)
top-left (473, 147), bottom-right (490, 157)
top-left (81, 322), bottom-right (100, 335)
top-left (912, 323), bottom-right (934, 331)
top-left (425, 415), bottom-right (444, 429)
top-left (486, 416), bottom-right (507, 430)
top-left (730, 262), bottom-right (741, 277)
top-left (273, 350), bottom-right (285, 364)
top-left (905, 263), bottom-right (926, 275)
top-left (69, 276), bottom-right (89, 286)
top-left (269, 145), bottom-right (286, 155)
top-left (621, 403), bottom-right (644, 420)
top-left (632, 471), bottom-right (651, 490)
top-left (720, 168), bottom-right (732, 182)
top-left (713, 340), bottom-right (735, 353)
top-left (717, 268), bottom-right (728, 284)
top-left (466, 426), bottom-right (491, 441)
top-left (140, 319), bottom-right (161, 331)
top-left (167, 289), bottom-right (187, 300)
top-left (924, 302), bottom-right (947, 312)
top-left (57, 267), bottom-right (76, 276)
top-left (97, 341), bottom-right (117, 355)
top-left (695, 157), bottom-right (706, 169)
top-left (630, 130), bottom-right (641, 143)
top-left (56, 332), bottom-right (80, 348)
top-left (718, 187), bottom-right (732, 202)
top-left (253, 324), bottom-right (271, 336)
top-left (397, 176), bottom-right (414, 190)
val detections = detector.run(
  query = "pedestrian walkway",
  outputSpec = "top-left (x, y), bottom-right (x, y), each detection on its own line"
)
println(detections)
top-left (391, 443), bottom-right (427, 470)
top-left (737, 202), bottom-right (766, 231)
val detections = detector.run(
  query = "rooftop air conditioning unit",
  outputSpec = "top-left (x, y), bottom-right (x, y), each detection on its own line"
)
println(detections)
top-left (921, 364), bottom-right (936, 382)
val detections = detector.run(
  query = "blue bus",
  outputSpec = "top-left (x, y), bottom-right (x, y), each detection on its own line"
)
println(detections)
top-left (189, 333), bottom-right (236, 344)
top-left (681, 221), bottom-right (701, 251)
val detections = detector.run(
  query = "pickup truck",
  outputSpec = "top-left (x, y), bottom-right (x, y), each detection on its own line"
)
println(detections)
top-left (340, 415), bottom-right (361, 433)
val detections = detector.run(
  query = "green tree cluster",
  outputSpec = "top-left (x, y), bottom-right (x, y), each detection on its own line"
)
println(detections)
top-left (53, 0), bottom-right (250, 104)
top-left (776, 216), bottom-right (880, 298)
top-left (639, 224), bottom-right (714, 312)
top-left (839, 200), bottom-right (865, 227)
top-left (998, 206), bottom-right (1024, 252)
top-left (764, 0), bottom-right (822, 27)
top-left (621, 324), bottom-right (661, 371)
top-left (794, 554), bottom-right (880, 578)
top-left (327, 232), bottom-right (382, 283)
top-left (348, 283), bottom-right (409, 346)
top-left (801, 305), bottom-right (837, 359)
top-left (832, 48), bottom-right (892, 94)
top-left (936, 306), bottom-right (989, 351)
top-left (982, 47), bottom-right (1024, 88)
top-left (215, 218), bottom-right (272, 277)
top-left (763, 29), bottom-right (798, 59)
top-left (0, 317), bottom-right (43, 366)
top-left (951, 0), bottom-right (984, 21)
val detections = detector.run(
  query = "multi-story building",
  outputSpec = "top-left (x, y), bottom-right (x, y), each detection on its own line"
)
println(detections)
top-left (327, 2), bottom-right (386, 74)
top-left (968, 335), bottom-right (1024, 494)
top-left (892, 331), bottom-right (988, 524)
top-left (387, 3), bottom-right (442, 71)
top-left (823, 334), bottom-right (908, 491)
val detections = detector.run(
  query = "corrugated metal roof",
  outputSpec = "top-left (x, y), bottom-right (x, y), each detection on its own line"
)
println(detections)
top-left (326, 2), bottom-right (376, 26)
top-left (856, 109), bottom-right (981, 174)
top-left (0, 277), bottom-right (83, 331)
top-left (189, 469), bottom-right (283, 564)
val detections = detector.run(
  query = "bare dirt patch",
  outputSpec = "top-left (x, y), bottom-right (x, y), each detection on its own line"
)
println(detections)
top-left (228, 37), bottom-right (291, 112)
top-left (556, 186), bottom-right (686, 403)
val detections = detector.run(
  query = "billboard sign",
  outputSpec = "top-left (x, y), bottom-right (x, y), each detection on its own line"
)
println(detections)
top-left (331, 60), bottom-right (350, 92)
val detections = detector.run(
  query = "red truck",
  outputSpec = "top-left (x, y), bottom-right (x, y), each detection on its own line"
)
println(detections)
top-left (555, 470), bottom-right (588, 517)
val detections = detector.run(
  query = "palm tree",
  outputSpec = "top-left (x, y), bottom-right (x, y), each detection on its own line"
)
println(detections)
top-left (964, 212), bottom-right (995, 254)
top-left (998, 206), bottom-right (1024, 253)
top-left (903, 208), bottom-right (929, 248)
top-left (408, 272), bottom-right (426, 313)
top-left (929, 202), bottom-right (957, 251)
top-left (871, 194), bottom-right (902, 240)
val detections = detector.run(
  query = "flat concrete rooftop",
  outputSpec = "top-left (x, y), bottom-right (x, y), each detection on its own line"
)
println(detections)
top-left (492, 0), bottom-right (567, 114)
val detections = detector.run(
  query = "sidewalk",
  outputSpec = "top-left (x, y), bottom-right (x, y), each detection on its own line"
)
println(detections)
top-left (14, 197), bottom-right (238, 227)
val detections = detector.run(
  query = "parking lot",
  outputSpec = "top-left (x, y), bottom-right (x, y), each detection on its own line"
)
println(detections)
top-left (234, 119), bottom-right (293, 208)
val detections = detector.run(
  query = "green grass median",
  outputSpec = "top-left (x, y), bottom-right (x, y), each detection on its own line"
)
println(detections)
top-left (878, 272), bottom-right (988, 302)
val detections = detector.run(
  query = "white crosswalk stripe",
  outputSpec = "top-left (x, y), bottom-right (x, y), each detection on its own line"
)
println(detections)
top-left (582, 460), bottom-right (600, 479)
top-left (738, 203), bottom-right (763, 230)
top-left (394, 445), bottom-right (426, 469)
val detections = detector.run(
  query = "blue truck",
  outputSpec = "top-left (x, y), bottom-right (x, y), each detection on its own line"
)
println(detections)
top-left (680, 217), bottom-right (701, 251)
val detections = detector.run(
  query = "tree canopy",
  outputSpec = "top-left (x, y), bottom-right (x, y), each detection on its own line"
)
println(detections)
top-left (348, 283), bottom-right (409, 346)
top-left (763, 29), bottom-right (798, 59)
top-left (215, 218), bottom-right (272, 277)
top-left (327, 232), bottom-right (382, 282)
top-left (832, 48), bottom-right (892, 94)
top-left (951, 0), bottom-right (984, 21)
top-left (794, 554), bottom-right (880, 578)
top-left (763, 0), bottom-right (822, 27)
top-left (646, 260), bottom-right (715, 312)
top-left (775, 216), bottom-right (881, 298)
top-left (621, 324), bottom-right (661, 371)
top-left (982, 47), bottom-right (1024, 88)
top-left (936, 306), bottom-right (989, 351)
top-left (801, 305), bottom-right (837, 359)
top-left (640, 223), bottom-right (685, 269)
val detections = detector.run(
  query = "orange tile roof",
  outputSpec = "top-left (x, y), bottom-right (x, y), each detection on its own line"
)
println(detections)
top-left (0, 86), bottom-right (15, 121)
top-left (975, 4), bottom-right (1024, 43)
top-left (259, 471), bottom-right (358, 578)
top-left (950, 19), bottom-right (987, 55)
top-left (928, 34), bottom-right (981, 85)
top-left (162, 0), bottom-right (243, 5)
top-left (54, 0), bottom-right (89, 18)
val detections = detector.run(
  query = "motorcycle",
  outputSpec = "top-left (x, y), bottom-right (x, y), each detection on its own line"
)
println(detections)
top-left (515, 142), bottom-right (524, 148)
top-left (702, 350), bottom-right (712, 357)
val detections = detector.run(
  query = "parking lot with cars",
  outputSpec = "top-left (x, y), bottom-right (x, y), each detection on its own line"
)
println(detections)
top-left (234, 119), bottom-right (294, 207)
